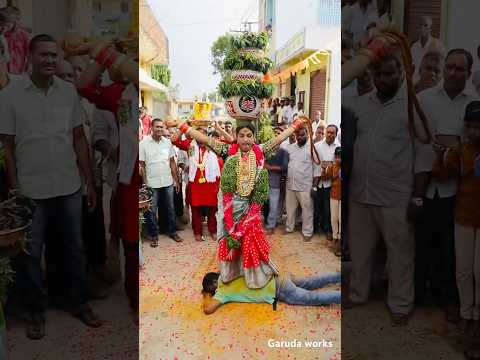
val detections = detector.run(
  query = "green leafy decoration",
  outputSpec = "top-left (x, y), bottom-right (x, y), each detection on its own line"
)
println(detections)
top-left (151, 64), bottom-right (171, 86)
top-left (220, 156), bottom-right (238, 194)
top-left (251, 168), bottom-right (269, 205)
top-left (231, 32), bottom-right (269, 50)
top-left (218, 78), bottom-right (273, 99)
top-left (226, 235), bottom-right (241, 250)
top-left (257, 111), bottom-right (274, 144)
top-left (220, 155), bottom-right (269, 205)
top-left (223, 50), bottom-right (273, 74)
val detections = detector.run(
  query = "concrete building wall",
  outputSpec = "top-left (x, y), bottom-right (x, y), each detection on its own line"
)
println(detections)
top-left (296, 69), bottom-right (310, 115)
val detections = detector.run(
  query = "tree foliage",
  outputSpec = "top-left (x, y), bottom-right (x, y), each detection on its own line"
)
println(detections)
top-left (211, 33), bottom-right (233, 77)
top-left (151, 64), bottom-right (171, 86)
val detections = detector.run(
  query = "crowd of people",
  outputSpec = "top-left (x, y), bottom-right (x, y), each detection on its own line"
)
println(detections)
top-left (0, 5), bottom-right (139, 343)
top-left (139, 104), bottom-right (343, 256)
top-left (341, 1), bottom-right (480, 358)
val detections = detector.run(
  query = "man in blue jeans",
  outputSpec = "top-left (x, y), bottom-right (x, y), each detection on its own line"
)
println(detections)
top-left (265, 127), bottom-right (289, 234)
top-left (202, 272), bottom-right (340, 314)
top-left (139, 119), bottom-right (182, 245)
top-left (0, 35), bottom-right (102, 339)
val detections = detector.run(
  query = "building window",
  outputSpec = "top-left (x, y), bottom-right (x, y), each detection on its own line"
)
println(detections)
top-left (318, 0), bottom-right (341, 26)
top-left (290, 73), bottom-right (296, 97)
top-left (299, 91), bottom-right (305, 106)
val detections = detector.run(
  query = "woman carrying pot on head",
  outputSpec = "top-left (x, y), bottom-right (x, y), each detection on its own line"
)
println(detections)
top-left (166, 116), bottom-right (311, 289)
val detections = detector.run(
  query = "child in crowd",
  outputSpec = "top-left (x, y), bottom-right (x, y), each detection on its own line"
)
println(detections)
top-left (432, 101), bottom-right (480, 358)
top-left (326, 147), bottom-right (342, 257)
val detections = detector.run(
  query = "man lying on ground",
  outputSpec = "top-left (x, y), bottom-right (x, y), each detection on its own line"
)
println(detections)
top-left (202, 272), bottom-right (340, 314)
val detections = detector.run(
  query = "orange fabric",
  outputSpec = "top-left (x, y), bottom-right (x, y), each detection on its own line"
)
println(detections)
top-left (326, 163), bottom-right (341, 200)
top-left (433, 143), bottom-right (480, 227)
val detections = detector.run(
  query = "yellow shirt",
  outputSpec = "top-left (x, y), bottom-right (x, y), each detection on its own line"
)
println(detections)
top-left (213, 276), bottom-right (276, 304)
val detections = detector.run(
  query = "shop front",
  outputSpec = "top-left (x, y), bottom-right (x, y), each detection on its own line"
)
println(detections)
top-left (271, 26), bottom-right (339, 124)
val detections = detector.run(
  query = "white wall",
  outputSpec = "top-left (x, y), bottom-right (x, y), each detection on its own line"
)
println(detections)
top-left (445, 0), bottom-right (480, 63)
top-left (273, 0), bottom-right (340, 126)
top-left (274, 0), bottom-right (319, 52)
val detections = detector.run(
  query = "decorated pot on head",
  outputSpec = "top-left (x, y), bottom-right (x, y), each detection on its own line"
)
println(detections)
top-left (219, 31), bottom-right (273, 121)
top-left (225, 95), bottom-right (261, 120)
top-left (230, 70), bottom-right (263, 82)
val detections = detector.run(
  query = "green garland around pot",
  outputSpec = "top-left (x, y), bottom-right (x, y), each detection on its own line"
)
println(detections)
top-left (231, 32), bottom-right (269, 50)
top-left (219, 77), bottom-right (273, 99)
top-left (223, 50), bottom-right (273, 74)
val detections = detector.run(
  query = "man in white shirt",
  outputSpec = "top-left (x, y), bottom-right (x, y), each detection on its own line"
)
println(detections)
top-left (139, 119), bottom-right (182, 245)
top-left (410, 16), bottom-right (443, 81)
top-left (344, 53), bottom-right (433, 326)
top-left (342, 67), bottom-right (374, 110)
top-left (344, 0), bottom-right (379, 47)
top-left (416, 48), bottom-right (477, 321)
top-left (281, 97), bottom-right (292, 124)
top-left (284, 97), bottom-right (297, 124)
top-left (312, 111), bottom-right (325, 134)
top-left (414, 51), bottom-right (444, 94)
top-left (284, 127), bottom-right (316, 241)
top-left (313, 125), bottom-right (339, 239)
top-left (296, 101), bottom-right (305, 119)
top-left (276, 98), bottom-right (285, 125)
top-left (0, 34), bottom-right (102, 339)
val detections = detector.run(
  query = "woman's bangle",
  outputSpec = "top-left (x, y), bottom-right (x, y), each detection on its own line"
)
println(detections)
top-left (179, 122), bottom-right (190, 134)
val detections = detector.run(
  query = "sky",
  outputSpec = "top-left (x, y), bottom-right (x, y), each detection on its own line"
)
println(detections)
top-left (148, 0), bottom-right (258, 100)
